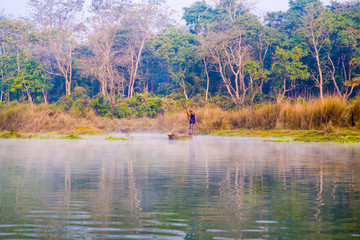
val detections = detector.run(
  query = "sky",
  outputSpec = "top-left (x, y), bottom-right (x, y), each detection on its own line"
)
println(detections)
top-left (0, 0), bottom-right (348, 22)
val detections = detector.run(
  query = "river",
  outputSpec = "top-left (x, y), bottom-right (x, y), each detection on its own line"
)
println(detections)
top-left (0, 134), bottom-right (359, 239)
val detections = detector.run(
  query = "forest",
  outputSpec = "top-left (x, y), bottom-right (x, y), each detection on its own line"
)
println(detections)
top-left (1, 0), bottom-right (360, 135)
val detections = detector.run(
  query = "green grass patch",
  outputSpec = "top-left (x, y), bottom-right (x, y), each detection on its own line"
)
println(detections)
top-left (212, 128), bottom-right (360, 143)
top-left (0, 131), bottom-right (31, 139)
top-left (0, 131), bottom-right (55, 139)
top-left (61, 134), bottom-right (83, 139)
top-left (105, 136), bottom-right (132, 140)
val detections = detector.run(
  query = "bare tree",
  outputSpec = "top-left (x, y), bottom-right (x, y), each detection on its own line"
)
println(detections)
top-left (204, 28), bottom-right (251, 106)
top-left (27, 0), bottom-right (84, 30)
top-left (27, 0), bottom-right (84, 96)
top-left (123, 1), bottom-right (170, 98)
top-left (300, 3), bottom-right (332, 104)
top-left (84, 0), bottom-right (170, 101)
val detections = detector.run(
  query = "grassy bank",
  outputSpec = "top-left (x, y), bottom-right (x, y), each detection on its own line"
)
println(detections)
top-left (1, 96), bottom-right (360, 142)
top-left (212, 129), bottom-right (360, 143)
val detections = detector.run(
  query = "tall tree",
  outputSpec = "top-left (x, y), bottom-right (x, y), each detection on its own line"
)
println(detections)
top-left (27, 0), bottom-right (84, 96)
top-left (153, 28), bottom-right (198, 100)
top-left (326, 2), bottom-right (360, 99)
top-left (26, 0), bottom-right (84, 30)
top-left (299, 2), bottom-right (332, 103)
top-left (272, 46), bottom-right (310, 102)
top-left (123, 1), bottom-right (170, 98)
top-left (13, 59), bottom-right (52, 104)
top-left (0, 20), bottom-right (36, 102)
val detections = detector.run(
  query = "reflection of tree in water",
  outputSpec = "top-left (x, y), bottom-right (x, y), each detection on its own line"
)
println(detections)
top-left (64, 158), bottom-right (71, 222)
top-left (127, 160), bottom-right (142, 225)
top-left (1, 140), bottom-right (360, 238)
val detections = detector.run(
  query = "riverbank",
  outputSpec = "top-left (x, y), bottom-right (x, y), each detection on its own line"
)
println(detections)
top-left (1, 96), bottom-right (360, 143)
top-left (212, 129), bottom-right (360, 143)
top-left (2, 128), bottom-right (359, 143)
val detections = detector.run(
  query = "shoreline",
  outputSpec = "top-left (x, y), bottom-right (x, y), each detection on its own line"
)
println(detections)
top-left (1, 128), bottom-right (360, 143)
top-left (211, 129), bottom-right (360, 143)
top-left (1, 99), bottom-right (360, 143)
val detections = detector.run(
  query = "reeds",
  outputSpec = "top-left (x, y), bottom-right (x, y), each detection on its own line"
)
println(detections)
top-left (1, 96), bottom-right (359, 134)
top-left (228, 96), bottom-right (351, 130)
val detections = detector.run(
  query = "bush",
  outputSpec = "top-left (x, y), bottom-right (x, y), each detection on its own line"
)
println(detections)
top-left (89, 94), bottom-right (114, 118)
top-left (70, 87), bottom-right (91, 117)
top-left (57, 96), bottom-right (73, 111)
top-left (115, 102), bottom-right (131, 119)
top-left (144, 97), bottom-right (163, 118)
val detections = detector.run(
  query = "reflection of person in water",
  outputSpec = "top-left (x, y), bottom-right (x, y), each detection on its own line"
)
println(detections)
top-left (189, 140), bottom-right (195, 165)
top-left (186, 109), bottom-right (195, 135)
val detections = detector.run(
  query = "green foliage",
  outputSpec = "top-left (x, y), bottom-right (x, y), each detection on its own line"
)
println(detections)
top-left (0, 130), bottom-right (24, 139)
top-left (87, 93), bottom-right (164, 119)
top-left (61, 134), bottom-right (82, 139)
top-left (89, 94), bottom-right (114, 118)
top-left (57, 96), bottom-right (73, 112)
top-left (152, 27), bottom-right (199, 95)
top-left (127, 93), bottom-right (164, 118)
top-left (70, 87), bottom-right (91, 117)
top-left (144, 96), bottom-right (164, 118)
top-left (1, 0), bottom-right (360, 112)
top-left (115, 102), bottom-right (131, 119)
top-left (105, 136), bottom-right (132, 140)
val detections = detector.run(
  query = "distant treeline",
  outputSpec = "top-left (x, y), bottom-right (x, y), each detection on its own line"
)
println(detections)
top-left (1, 0), bottom-right (360, 111)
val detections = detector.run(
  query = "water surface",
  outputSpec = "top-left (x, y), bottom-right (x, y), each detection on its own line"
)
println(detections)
top-left (0, 134), bottom-right (360, 239)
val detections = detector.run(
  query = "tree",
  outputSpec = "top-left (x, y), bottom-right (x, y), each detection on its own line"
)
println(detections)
top-left (13, 59), bottom-right (52, 104)
top-left (183, 0), bottom-right (216, 35)
top-left (0, 19), bottom-right (36, 102)
top-left (299, 3), bottom-right (332, 103)
top-left (203, 27), bottom-right (252, 106)
top-left (27, 0), bottom-right (84, 97)
top-left (153, 28), bottom-right (198, 100)
top-left (83, 0), bottom-right (170, 101)
top-left (272, 46), bottom-right (310, 103)
top-left (122, 1), bottom-right (170, 98)
top-left (26, 0), bottom-right (85, 30)
top-left (326, 2), bottom-right (360, 100)
top-left (244, 60), bottom-right (269, 105)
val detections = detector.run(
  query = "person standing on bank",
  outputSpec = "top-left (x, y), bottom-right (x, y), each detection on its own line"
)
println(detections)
top-left (187, 109), bottom-right (195, 135)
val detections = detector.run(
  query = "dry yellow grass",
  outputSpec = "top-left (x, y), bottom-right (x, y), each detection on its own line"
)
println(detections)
top-left (1, 96), bottom-right (359, 134)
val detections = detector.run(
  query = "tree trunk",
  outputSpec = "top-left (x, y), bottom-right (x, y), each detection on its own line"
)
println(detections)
top-left (67, 43), bottom-right (73, 96)
top-left (42, 88), bottom-right (48, 104)
top-left (217, 58), bottom-right (240, 106)
top-left (203, 57), bottom-right (210, 102)
top-left (328, 54), bottom-right (342, 98)
top-left (129, 38), bottom-right (146, 98)
top-left (311, 29), bottom-right (324, 104)
top-left (277, 78), bottom-right (287, 103)
top-left (24, 85), bottom-right (33, 104)
top-left (180, 79), bottom-right (188, 101)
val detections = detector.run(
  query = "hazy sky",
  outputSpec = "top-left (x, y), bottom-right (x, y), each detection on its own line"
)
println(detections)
top-left (0, 0), bottom-right (347, 22)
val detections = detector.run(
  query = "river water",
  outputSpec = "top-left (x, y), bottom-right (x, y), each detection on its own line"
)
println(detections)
top-left (0, 134), bottom-right (359, 239)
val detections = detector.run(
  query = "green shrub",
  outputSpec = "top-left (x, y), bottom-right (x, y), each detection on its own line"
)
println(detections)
top-left (115, 102), bottom-right (131, 119)
top-left (89, 94), bottom-right (114, 118)
top-left (57, 96), bottom-right (73, 111)
top-left (144, 97), bottom-right (163, 118)
top-left (70, 87), bottom-right (91, 117)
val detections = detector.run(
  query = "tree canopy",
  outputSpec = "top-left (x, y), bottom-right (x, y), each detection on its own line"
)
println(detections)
top-left (1, 0), bottom-right (360, 109)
